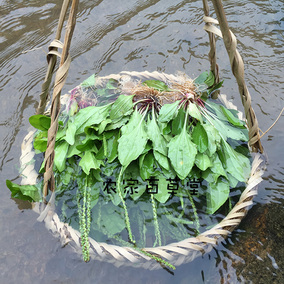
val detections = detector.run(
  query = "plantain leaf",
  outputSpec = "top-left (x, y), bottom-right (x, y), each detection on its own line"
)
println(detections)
top-left (74, 104), bottom-right (112, 134)
top-left (220, 105), bottom-right (245, 127)
top-left (6, 180), bottom-right (41, 202)
top-left (220, 140), bottom-right (251, 182)
top-left (154, 176), bottom-right (171, 203)
top-left (210, 153), bottom-right (227, 182)
top-left (110, 94), bottom-right (134, 120)
top-left (195, 153), bottom-right (212, 171)
top-left (81, 74), bottom-right (96, 87)
top-left (158, 100), bottom-right (181, 123)
top-left (207, 178), bottom-right (230, 214)
top-left (192, 122), bottom-right (208, 153)
top-left (202, 123), bottom-right (221, 156)
top-left (143, 80), bottom-right (172, 92)
top-left (29, 115), bottom-right (51, 131)
top-left (147, 112), bottom-right (167, 156)
top-left (54, 141), bottom-right (69, 172)
top-left (188, 103), bottom-right (203, 122)
top-left (65, 119), bottom-right (77, 145)
top-left (168, 125), bottom-right (197, 180)
top-left (205, 101), bottom-right (248, 141)
top-left (79, 151), bottom-right (101, 175)
top-left (171, 107), bottom-right (186, 135)
top-left (118, 110), bottom-right (148, 167)
top-left (153, 150), bottom-right (170, 171)
top-left (139, 151), bottom-right (155, 180)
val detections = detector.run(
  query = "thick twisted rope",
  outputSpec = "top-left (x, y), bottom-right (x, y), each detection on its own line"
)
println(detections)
top-left (202, 0), bottom-right (220, 99)
top-left (43, 0), bottom-right (79, 199)
top-left (36, 0), bottom-right (71, 115)
top-left (208, 0), bottom-right (263, 153)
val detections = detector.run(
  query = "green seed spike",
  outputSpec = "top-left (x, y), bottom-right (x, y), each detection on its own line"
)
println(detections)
top-left (151, 194), bottom-right (162, 247)
top-left (187, 191), bottom-right (200, 234)
top-left (117, 167), bottom-right (135, 244)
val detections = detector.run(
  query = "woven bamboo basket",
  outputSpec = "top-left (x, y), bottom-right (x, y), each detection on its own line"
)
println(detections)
top-left (18, 0), bottom-right (265, 270)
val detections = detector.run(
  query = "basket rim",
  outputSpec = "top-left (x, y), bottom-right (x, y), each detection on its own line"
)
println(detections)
top-left (20, 71), bottom-right (266, 270)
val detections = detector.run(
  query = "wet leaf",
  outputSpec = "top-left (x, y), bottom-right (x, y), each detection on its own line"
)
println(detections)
top-left (79, 151), bottom-right (101, 175)
top-left (210, 153), bottom-right (227, 182)
top-left (139, 151), bottom-right (155, 180)
top-left (143, 80), bottom-right (172, 92)
top-left (154, 176), bottom-right (171, 203)
top-left (65, 119), bottom-right (77, 145)
top-left (158, 100), bottom-right (180, 123)
top-left (206, 178), bottom-right (230, 214)
top-left (34, 131), bottom-right (48, 152)
top-left (194, 71), bottom-right (209, 86)
top-left (54, 141), bottom-right (69, 172)
top-left (171, 108), bottom-right (186, 135)
top-left (188, 103), bottom-right (203, 122)
top-left (153, 150), bottom-right (170, 171)
top-left (168, 125), bottom-right (197, 180)
top-left (110, 94), bottom-right (134, 120)
top-left (81, 74), bottom-right (96, 87)
top-left (220, 105), bottom-right (245, 127)
top-left (6, 180), bottom-right (41, 202)
top-left (195, 153), bottom-right (212, 171)
top-left (192, 122), bottom-right (208, 153)
top-left (118, 110), bottom-right (148, 167)
top-left (204, 71), bottom-right (215, 87)
top-left (202, 123), bottom-right (221, 156)
top-left (205, 101), bottom-right (248, 141)
top-left (147, 112), bottom-right (167, 156)
top-left (29, 115), bottom-right (51, 131)
top-left (74, 104), bottom-right (112, 134)
top-left (220, 140), bottom-right (250, 182)
top-left (106, 131), bottom-right (119, 162)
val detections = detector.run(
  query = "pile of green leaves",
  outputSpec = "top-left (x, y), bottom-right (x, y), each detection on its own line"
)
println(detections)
top-left (7, 71), bottom-right (251, 259)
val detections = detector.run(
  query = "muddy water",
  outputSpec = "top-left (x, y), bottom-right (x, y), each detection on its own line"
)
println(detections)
top-left (0, 0), bottom-right (283, 283)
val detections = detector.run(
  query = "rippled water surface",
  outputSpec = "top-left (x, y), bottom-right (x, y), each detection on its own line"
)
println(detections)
top-left (0, 0), bottom-right (283, 283)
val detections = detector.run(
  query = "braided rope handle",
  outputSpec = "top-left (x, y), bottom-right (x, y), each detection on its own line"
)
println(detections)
top-left (43, 0), bottom-right (79, 199)
top-left (205, 0), bottom-right (263, 153)
top-left (202, 0), bottom-right (220, 99)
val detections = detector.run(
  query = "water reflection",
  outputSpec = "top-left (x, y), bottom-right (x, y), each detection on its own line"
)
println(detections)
top-left (0, 0), bottom-right (283, 283)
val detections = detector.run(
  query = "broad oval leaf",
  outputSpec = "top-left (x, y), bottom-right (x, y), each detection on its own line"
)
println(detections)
top-left (147, 114), bottom-right (167, 156)
top-left (220, 105), bottom-right (245, 127)
top-left (220, 140), bottom-right (251, 182)
top-left (118, 111), bottom-right (148, 167)
top-left (54, 141), bottom-right (69, 172)
top-left (158, 100), bottom-right (181, 123)
top-left (195, 153), bottom-right (212, 171)
top-left (75, 104), bottom-right (112, 134)
top-left (79, 151), bottom-right (101, 175)
top-left (143, 80), bottom-right (172, 92)
top-left (29, 115), bottom-right (51, 131)
top-left (168, 127), bottom-right (197, 180)
top-left (153, 150), bottom-right (170, 171)
top-left (6, 180), bottom-right (41, 202)
top-left (192, 122), bottom-right (208, 153)
top-left (206, 179), bottom-right (230, 214)
top-left (202, 123), bottom-right (221, 156)
top-left (110, 94), bottom-right (134, 120)
top-left (188, 103), bottom-right (203, 122)
top-left (139, 151), bottom-right (155, 180)
top-left (171, 108), bottom-right (186, 135)
top-left (154, 176), bottom-right (171, 203)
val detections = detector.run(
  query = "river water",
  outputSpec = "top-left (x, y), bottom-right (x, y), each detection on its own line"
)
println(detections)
top-left (0, 0), bottom-right (283, 283)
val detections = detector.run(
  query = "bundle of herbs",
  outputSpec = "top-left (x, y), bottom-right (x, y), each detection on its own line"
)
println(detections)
top-left (7, 71), bottom-right (251, 264)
